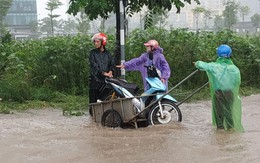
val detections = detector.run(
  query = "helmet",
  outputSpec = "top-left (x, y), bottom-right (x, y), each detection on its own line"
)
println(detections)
top-left (144, 40), bottom-right (159, 49)
top-left (92, 33), bottom-right (107, 46)
top-left (217, 44), bottom-right (232, 58)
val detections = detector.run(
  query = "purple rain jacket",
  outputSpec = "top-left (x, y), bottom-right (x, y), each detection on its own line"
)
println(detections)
top-left (123, 47), bottom-right (171, 91)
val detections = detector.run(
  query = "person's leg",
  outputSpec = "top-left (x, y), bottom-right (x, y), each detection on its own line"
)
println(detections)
top-left (89, 88), bottom-right (98, 103)
top-left (89, 88), bottom-right (99, 116)
top-left (223, 90), bottom-right (234, 129)
top-left (214, 90), bottom-right (224, 129)
top-left (89, 77), bottom-right (104, 103)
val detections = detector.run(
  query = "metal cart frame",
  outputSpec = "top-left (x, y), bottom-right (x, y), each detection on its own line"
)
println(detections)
top-left (89, 70), bottom-right (209, 128)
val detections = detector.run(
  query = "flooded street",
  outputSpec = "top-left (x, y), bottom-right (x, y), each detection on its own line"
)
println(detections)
top-left (0, 94), bottom-right (259, 163)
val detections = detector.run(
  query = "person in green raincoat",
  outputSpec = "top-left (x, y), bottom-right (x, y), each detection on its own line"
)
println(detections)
top-left (195, 44), bottom-right (244, 132)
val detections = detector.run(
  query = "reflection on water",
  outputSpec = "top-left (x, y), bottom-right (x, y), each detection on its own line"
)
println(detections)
top-left (0, 94), bottom-right (259, 162)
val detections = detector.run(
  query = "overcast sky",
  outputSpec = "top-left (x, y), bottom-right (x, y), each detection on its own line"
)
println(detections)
top-left (36, 0), bottom-right (69, 20)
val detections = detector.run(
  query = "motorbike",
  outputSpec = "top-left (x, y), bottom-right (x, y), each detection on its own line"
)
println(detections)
top-left (94, 76), bottom-right (139, 101)
top-left (89, 68), bottom-right (208, 128)
top-left (100, 65), bottom-right (182, 126)
top-left (88, 76), bottom-right (139, 116)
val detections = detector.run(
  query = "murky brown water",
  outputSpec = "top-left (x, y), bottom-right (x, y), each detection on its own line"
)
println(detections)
top-left (0, 94), bottom-right (259, 163)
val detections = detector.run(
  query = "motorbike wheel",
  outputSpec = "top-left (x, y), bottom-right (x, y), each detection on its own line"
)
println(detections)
top-left (148, 100), bottom-right (182, 125)
top-left (101, 109), bottom-right (122, 128)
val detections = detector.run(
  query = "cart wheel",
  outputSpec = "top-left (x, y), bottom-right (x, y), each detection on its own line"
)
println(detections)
top-left (148, 100), bottom-right (182, 125)
top-left (101, 109), bottom-right (122, 128)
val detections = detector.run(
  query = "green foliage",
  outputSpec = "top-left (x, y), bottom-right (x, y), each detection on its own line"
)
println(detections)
top-left (0, 94), bottom-right (88, 115)
top-left (67, 0), bottom-right (201, 73)
top-left (223, 1), bottom-right (239, 29)
top-left (0, 0), bottom-right (13, 32)
top-left (126, 28), bottom-right (259, 90)
top-left (0, 73), bottom-right (30, 102)
top-left (39, 17), bottom-right (54, 35)
top-left (76, 11), bottom-right (91, 34)
top-left (0, 29), bottom-right (259, 105)
top-left (0, 41), bottom-right (31, 102)
top-left (0, 100), bottom-right (49, 114)
top-left (46, 0), bottom-right (63, 11)
top-left (30, 86), bottom-right (59, 102)
top-left (239, 5), bottom-right (250, 22)
top-left (143, 9), bottom-right (169, 30)
top-left (60, 95), bottom-right (87, 116)
top-left (192, 6), bottom-right (206, 30)
top-left (0, 30), bottom-right (12, 44)
top-left (214, 15), bottom-right (224, 30)
top-left (67, 0), bottom-right (200, 19)
top-left (240, 86), bottom-right (260, 96)
top-left (31, 35), bottom-right (91, 94)
top-left (45, 0), bottom-right (63, 35)
top-left (251, 14), bottom-right (260, 28)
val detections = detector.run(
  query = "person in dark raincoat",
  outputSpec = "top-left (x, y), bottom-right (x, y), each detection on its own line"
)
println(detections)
top-left (116, 39), bottom-right (171, 91)
top-left (195, 44), bottom-right (244, 132)
top-left (89, 33), bottom-right (114, 104)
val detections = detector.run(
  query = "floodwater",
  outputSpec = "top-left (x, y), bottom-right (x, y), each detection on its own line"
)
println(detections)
top-left (0, 94), bottom-right (259, 163)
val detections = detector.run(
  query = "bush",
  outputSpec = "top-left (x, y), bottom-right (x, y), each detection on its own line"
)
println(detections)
top-left (0, 29), bottom-right (259, 103)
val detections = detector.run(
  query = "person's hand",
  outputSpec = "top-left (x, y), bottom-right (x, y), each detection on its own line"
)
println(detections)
top-left (103, 71), bottom-right (113, 78)
top-left (107, 71), bottom-right (113, 78)
top-left (116, 64), bottom-right (125, 68)
top-left (161, 78), bottom-right (165, 83)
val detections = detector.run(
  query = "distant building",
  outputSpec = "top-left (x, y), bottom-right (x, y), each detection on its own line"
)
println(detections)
top-left (168, 0), bottom-right (225, 29)
top-left (4, 0), bottom-right (37, 39)
top-left (127, 0), bottom-right (226, 31)
top-left (232, 22), bottom-right (260, 34)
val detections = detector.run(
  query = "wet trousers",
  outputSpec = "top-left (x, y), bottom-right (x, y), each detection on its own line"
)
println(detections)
top-left (89, 76), bottom-right (105, 103)
top-left (214, 90), bottom-right (234, 129)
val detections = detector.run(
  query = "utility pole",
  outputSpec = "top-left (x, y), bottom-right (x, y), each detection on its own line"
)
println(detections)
top-left (119, 0), bottom-right (125, 79)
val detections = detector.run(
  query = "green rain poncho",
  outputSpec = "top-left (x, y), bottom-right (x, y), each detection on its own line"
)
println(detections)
top-left (195, 58), bottom-right (244, 132)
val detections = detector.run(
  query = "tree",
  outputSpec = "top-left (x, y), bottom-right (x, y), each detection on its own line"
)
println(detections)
top-left (0, 0), bottom-right (13, 34)
top-left (39, 17), bottom-right (58, 36)
top-left (192, 6), bottom-right (206, 31)
top-left (67, 0), bottom-right (200, 77)
top-left (76, 11), bottom-right (91, 34)
top-left (146, 9), bottom-right (169, 29)
top-left (203, 9), bottom-right (211, 29)
top-left (222, 1), bottom-right (239, 29)
top-left (98, 14), bottom-right (117, 33)
top-left (67, 0), bottom-right (200, 19)
top-left (29, 20), bottom-right (39, 38)
top-left (239, 5), bottom-right (250, 22)
top-left (156, 10), bottom-right (169, 29)
top-left (251, 13), bottom-right (260, 31)
top-left (214, 15), bottom-right (224, 31)
top-left (63, 18), bottom-right (78, 34)
top-left (56, 19), bottom-right (66, 34)
top-left (45, 0), bottom-right (63, 35)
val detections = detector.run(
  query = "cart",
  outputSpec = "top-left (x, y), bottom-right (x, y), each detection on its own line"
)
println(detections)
top-left (89, 70), bottom-right (209, 128)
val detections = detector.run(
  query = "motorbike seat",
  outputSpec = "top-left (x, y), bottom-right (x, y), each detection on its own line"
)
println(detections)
top-left (106, 78), bottom-right (139, 94)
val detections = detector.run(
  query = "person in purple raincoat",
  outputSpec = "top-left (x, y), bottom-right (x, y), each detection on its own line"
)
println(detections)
top-left (117, 39), bottom-right (171, 91)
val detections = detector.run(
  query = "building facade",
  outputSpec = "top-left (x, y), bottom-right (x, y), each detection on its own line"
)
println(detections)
top-left (4, 0), bottom-right (37, 39)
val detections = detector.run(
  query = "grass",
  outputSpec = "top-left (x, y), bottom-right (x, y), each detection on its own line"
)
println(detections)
top-left (0, 86), bottom-right (259, 115)
top-left (0, 95), bottom-right (88, 116)
top-left (240, 86), bottom-right (260, 96)
top-left (170, 86), bottom-right (260, 103)
top-left (169, 85), bottom-right (211, 103)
